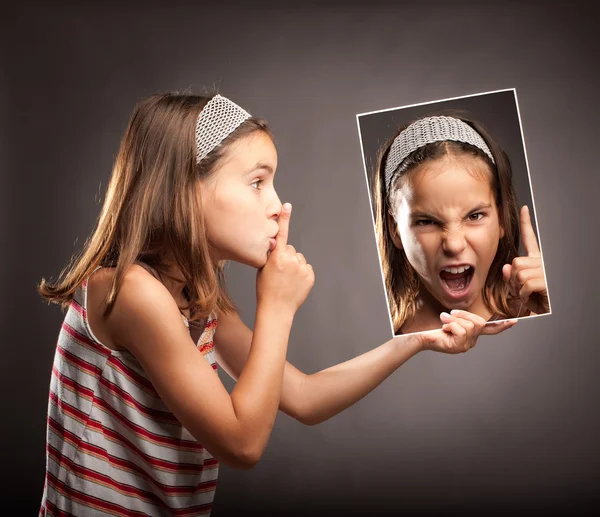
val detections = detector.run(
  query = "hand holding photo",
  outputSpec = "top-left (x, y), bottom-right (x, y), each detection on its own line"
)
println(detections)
top-left (417, 309), bottom-right (518, 355)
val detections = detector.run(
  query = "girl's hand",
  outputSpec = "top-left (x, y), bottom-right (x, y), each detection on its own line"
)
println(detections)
top-left (502, 205), bottom-right (549, 315)
top-left (418, 310), bottom-right (517, 354)
top-left (257, 203), bottom-right (315, 313)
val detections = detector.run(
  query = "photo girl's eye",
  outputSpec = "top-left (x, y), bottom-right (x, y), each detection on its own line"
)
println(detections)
top-left (415, 219), bottom-right (437, 227)
top-left (251, 179), bottom-right (263, 190)
top-left (468, 212), bottom-right (485, 221)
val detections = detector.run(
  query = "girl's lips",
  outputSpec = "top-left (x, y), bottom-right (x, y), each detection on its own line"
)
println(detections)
top-left (439, 267), bottom-right (475, 300)
top-left (269, 238), bottom-right (277, 251)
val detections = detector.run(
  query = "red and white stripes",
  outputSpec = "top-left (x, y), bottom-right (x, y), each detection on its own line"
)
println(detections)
top-left (40, 277), bottom-right (219, 516)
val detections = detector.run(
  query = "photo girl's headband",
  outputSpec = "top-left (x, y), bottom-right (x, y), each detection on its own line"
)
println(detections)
top-left (384, 116), bottom-right (495, 193)
top-left (195, 94), bottom-right (251, 164)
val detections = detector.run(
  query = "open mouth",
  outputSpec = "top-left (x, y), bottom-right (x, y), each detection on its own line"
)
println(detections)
top-left (439, 265), bottom-right (475, 299)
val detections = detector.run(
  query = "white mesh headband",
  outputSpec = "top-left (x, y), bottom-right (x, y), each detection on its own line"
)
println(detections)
top-left (384, 116), bottom-right (495, 193)
top-left (195, 94), bottom-right (251, 164)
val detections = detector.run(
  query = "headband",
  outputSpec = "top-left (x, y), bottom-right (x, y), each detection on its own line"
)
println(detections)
top-left (195, 94), bottom-right (251, 164)
top-left (384, 116), bottom-right (495, 192)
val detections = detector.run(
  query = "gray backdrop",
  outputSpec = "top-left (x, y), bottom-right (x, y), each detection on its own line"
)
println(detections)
top-left (3, 1), bottom-right (599, 515)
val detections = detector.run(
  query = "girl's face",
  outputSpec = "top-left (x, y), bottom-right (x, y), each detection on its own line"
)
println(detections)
top-left (199, 131), bottom-right (282, 269)
top-left (389, 153), bottom-right (504, 312)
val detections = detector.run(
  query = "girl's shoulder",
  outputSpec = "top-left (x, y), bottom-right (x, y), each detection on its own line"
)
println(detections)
top-left (86, 264), bottom-right (174, 351)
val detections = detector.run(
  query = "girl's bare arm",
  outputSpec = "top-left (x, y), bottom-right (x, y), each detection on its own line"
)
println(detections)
top-left (215, 308), bottom-right (516, 426)
top-left (215, 309), bottom-right (423, 425)
top-left (104, 267), bottom-right (295, 470)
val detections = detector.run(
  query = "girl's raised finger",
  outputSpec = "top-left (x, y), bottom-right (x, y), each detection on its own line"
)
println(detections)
top-left (520, 205), bottom-right (541, 258)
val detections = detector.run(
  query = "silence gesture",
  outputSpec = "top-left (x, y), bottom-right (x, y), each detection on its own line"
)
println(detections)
top-left (257, 203), bottom-right (315, 313)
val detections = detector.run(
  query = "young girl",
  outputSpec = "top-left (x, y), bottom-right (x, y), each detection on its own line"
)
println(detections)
top-left (372, 115), bottom-right (550, 335)
top-left (38, 94), bottom-right (518, 516)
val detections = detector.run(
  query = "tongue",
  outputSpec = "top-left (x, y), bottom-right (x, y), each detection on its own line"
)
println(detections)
top-left (440, 271), bottom-right (469, 291)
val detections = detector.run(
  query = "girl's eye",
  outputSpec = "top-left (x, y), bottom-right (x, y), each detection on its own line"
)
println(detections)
top-left (415, 219), bottom-right (436, 226)
top-left (251, 179), bottom-right (263, 190)
top-left (468, 212), bottom-right (485, 221)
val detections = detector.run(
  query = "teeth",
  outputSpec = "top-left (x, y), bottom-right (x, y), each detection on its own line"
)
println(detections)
top-left (443, 265), bottom-right (471, 274)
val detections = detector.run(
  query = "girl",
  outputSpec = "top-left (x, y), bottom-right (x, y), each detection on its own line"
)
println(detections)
top-left (38, 94), bottom-right (517, 516)
top-left (372, 115), bottom-right (550, 336)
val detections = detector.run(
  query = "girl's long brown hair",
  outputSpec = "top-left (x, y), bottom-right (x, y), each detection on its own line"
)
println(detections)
top-left (38, 92), bottom-right (272, 322)
top-left (372, 115), bottom-right (521, 333)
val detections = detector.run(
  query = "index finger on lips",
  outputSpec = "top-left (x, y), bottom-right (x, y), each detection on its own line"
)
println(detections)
top-left (276, 203), bottom-right (292, 247)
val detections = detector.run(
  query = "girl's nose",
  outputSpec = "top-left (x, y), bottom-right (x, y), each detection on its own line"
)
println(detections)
top-left (268, 192), bottom-right (283, 220)
top-left (442, 227), bottom-right (468, 255)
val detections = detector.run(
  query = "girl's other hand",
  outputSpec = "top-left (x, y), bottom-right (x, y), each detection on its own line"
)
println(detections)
top-left (502, 205), bottom-right (549, 315)
top-left (418, 310), bottom-right (517, 354)
top-left (257, 203), bottom-right (315, 314)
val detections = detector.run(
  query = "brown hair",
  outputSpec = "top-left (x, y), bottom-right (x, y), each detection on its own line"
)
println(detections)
top-left (372, 115), bottom-right (520, 333)
top-left (38, 92), bottom-right (272, 322)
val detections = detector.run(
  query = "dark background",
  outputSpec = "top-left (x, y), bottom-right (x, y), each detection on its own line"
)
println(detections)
top-left (358, 89), bottom-right (542, 335)
top-left (2, 1), bottom-right (599, 515)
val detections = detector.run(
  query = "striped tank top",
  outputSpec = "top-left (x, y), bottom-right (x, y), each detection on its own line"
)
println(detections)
top-left (39, 266), bottom-right (220, 516)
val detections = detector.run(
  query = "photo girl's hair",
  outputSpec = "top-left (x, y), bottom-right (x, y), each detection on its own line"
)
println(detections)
top-left (372, 115), bottom-right (521, 333)
top-left (39, 93), bottom-right (272, 322)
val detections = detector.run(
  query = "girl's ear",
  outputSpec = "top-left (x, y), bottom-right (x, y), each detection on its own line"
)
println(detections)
top-left (386, 211), bottom-right (403, 250)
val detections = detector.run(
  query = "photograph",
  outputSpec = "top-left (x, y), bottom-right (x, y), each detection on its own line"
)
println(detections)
top-left (357, 89), bottom-right (551, 337)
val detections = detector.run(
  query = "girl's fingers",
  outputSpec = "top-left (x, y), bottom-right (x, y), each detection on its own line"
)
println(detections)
top-left (520, 205), bottom-right (541, 258)
top-left (444, 316), bottom-right (475, 334)
top-left (438, 309), bottom-right (518, 350)
top-left (505, 257), bottom-right (543, 297)
top-left (440, 316), bottom-right (474, 352)
top-left (502, 263), bottom-right (512, 284)
top-left (513, 266), bottom-right (542, 288)
top-left (448, 309), bottom-right (487, 328)
top-left (510, 256), bottom-right (542, 271)
top-left (441, 311), bottom-right (484, 335)
top-left (442, 321), bottom-right (467, 340)
top-left (502, 263), bottom-right (519, 297)
top-left (481, 319), bottom-right (518, 335)
top-left (296, 252), bottom-right (306, 265)
top-left (519, 277), bottom-right (548, 304)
